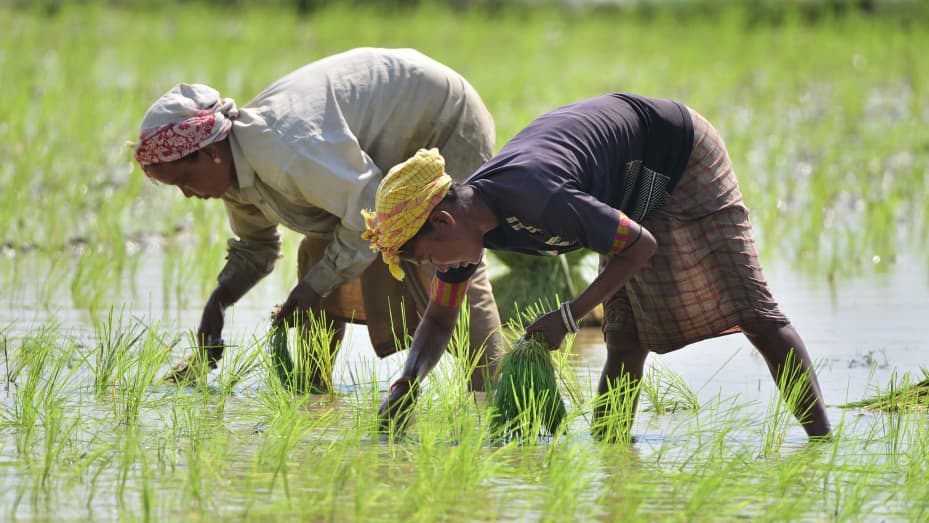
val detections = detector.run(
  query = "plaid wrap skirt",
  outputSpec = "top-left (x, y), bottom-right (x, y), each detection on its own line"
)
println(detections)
top-left (602, 108), bottom-right (788, 354)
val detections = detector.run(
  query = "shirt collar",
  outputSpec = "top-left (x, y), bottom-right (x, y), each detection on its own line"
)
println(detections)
top-left (228, 127), bottom-right (256, 191)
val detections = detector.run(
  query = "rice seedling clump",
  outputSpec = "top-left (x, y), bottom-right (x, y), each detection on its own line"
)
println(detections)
top-left (270, 326), bottom-right (295, 390)
top-left (491, 334), bottom-right (567, 442)
top-left (839, 369), bottom-right (929, 411)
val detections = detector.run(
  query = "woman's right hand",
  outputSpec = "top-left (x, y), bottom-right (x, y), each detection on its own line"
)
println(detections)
top-left (378, 377), bottom-right (420, 435)
top-left (197, 285), bottom-right (231, 348)
top-left (196, 286), bottom-right (229, 366)
top-left (165, 285), bottom-right (232, 384)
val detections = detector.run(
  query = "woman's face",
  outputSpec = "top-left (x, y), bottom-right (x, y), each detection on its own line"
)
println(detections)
top-left (145, 149), bottom-right (234, 199)
top-left (401, 214), bottom-right (485, 272)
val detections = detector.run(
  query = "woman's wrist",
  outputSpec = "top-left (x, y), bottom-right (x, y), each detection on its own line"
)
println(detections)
top-left (390, 376), bottom-right (419, 392)
top-left (559, 301), bottom-right (579, 333)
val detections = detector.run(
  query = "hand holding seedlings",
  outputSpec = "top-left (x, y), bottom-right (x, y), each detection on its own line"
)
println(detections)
top-left (163, 284), bottom-right (234, 384)
top-left (272, 279), bottom-right (322, 328)
top-left (378, 377), bottom-right (420, 434)
top-left (133, 49), bottom-right (503, 390)
top-left (365, 94), bottom-right (832, 440)
top-left (524, 304), bottom-right (576, 350)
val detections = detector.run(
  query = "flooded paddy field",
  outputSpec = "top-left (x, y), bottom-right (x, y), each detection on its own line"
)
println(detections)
top-left (2, 249), bottom-right (927, 521)
top-left (3, 2), bottom-right (929, 521)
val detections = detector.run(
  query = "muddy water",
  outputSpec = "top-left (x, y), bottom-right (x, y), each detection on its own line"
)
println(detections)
top-left (2, 250), bottom-right (928, 433)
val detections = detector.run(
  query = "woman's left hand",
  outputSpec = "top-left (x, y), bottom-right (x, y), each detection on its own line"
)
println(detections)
top-left (274, 280), bottom-right (322, 327)
top-left (524, 309), bottom-right (569, 350)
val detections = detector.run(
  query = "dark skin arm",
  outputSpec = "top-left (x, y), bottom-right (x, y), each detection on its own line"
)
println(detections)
top-left (197, 283), bottom-right (243, 354)
top-left (378, 218), bottom-right (657, 431)
top-left (167, 282), bottom-right (321, 382)
top-left (526, 222), bottom-right (658, 349)
top-left (272, 279), bottom-right (323, 327)
top-left (378, 299), bottom-right (460, 432)
top-left (165, 282), bottom-right (246, 383)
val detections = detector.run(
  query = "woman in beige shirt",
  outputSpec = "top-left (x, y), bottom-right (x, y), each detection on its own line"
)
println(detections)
top-left (133, 48), bottom-right (502, 390)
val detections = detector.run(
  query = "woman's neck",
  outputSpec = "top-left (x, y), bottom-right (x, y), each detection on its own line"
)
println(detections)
top-left (458, 185), bottom-right (500, 235)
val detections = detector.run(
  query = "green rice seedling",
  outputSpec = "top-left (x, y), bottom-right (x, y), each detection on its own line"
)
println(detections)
top-left (84, 306), bottom-right (145, 395)
top-left (138, 437), bottom-right (156, 523)
top-left (36, 395), bottom-right (79, 490)
top-left (37, 255), bottom-right (69, 311)
top-left (164, 392), bottom-right (231, 515)
top-left (491, 334), bottom-right (567, 443)
top-left (640, 361), bottom-right (700, 414)
top-left (114, 326), bottom-right (171, 426)
top-left (4, 325), bottom-right (78, 458)
top-left (70, 247), bottom-right (122, 312)
top-left (114, 425), bottom-right (142, 503)
top-left (444, 297), bottom-right (477, 390)
top-left (2, 327), bottom-right (18, 392)
top-left (538, 442), bottom-right (597, 521)
top-left (343, 361), bottom-right (385, 439)
top-left (269, 310), bottom-right (339, 395)
top-left (3, 331), bottom-right (83, 507)
top-left (216, 336), bottom-right (262, 396)
top-left (549, 327), bottom-right (586, 417)
top-left (253, 386), bottom-right (332, 501)
top-left (838, 368), bottom-right (929, 411)
top-left (760, 351), bottom-right (813, 457)
top-left (269, 325), bottom-right (294, 391)
top-left (428, 300), bottom-right (508, 441)
top-left (590, 370), bottom-right (640, 445)
top-left (394, 420), bottom-right (503, 521)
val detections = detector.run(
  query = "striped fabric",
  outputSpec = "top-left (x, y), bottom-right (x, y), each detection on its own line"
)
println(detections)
top-left (601, 107), bottom-right (788, 354)
top-left (609, 210), bottom-right (634, 254)
top-left (362, 148), bottom-right (451, 281)
top-left (430, 276), bottom-right (471, 308)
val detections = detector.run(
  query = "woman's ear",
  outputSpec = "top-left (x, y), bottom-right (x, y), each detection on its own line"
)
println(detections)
top-left (201, 143), bottom-right (220, 164)
top-left (429, 210), bottom-right (457, 227)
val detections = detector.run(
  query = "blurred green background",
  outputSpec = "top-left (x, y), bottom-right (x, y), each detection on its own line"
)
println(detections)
top-left (1, 0), bottom-right (927, 317)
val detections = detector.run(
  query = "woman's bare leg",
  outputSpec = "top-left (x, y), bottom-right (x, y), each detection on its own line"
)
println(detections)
top-left (741, 319), bottom-right (831, 438)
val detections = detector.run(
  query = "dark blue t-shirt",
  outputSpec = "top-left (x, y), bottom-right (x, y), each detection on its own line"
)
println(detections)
top-left (439, 93), bottom-right (693, 283)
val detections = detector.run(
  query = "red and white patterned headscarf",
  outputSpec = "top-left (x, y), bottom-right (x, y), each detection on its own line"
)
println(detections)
top-left (133, 83), bottom-right (238, 168)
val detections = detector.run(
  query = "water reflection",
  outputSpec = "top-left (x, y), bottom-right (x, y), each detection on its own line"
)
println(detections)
top-left (2, 250), bottom-right (927, 410)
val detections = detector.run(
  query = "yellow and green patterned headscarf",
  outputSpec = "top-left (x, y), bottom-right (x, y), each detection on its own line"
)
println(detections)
top-left (361, 148), bottom-right (451, 281)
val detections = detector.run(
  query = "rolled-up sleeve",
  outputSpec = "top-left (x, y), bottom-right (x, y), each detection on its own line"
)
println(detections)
top-left (303, 220), bottom-right (378, 297)
top-left (217, 197), bottom-right (282, 298)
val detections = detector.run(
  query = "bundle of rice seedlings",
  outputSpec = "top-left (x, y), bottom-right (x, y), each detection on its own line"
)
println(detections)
top-left (491, 334), bottom-right (567, 442)
top-left (268, 312), bottom-right (337, 395)
top-left (839, 369), bottom-right (929, 411)
top-left (270, 325), bottom-right (295, 391)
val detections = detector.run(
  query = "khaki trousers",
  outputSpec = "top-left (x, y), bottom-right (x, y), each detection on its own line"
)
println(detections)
top-left (298, 238), bottom-right (502, 385)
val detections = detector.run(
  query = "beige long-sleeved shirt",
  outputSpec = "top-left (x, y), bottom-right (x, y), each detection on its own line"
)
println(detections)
top-left (217, 48), bottom-right (492, 299)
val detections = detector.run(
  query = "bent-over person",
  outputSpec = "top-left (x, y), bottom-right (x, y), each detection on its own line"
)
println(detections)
top-left (365, 93), bottom-right (831, 439)
top-left (132, 47), bottom-right (503, 390)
